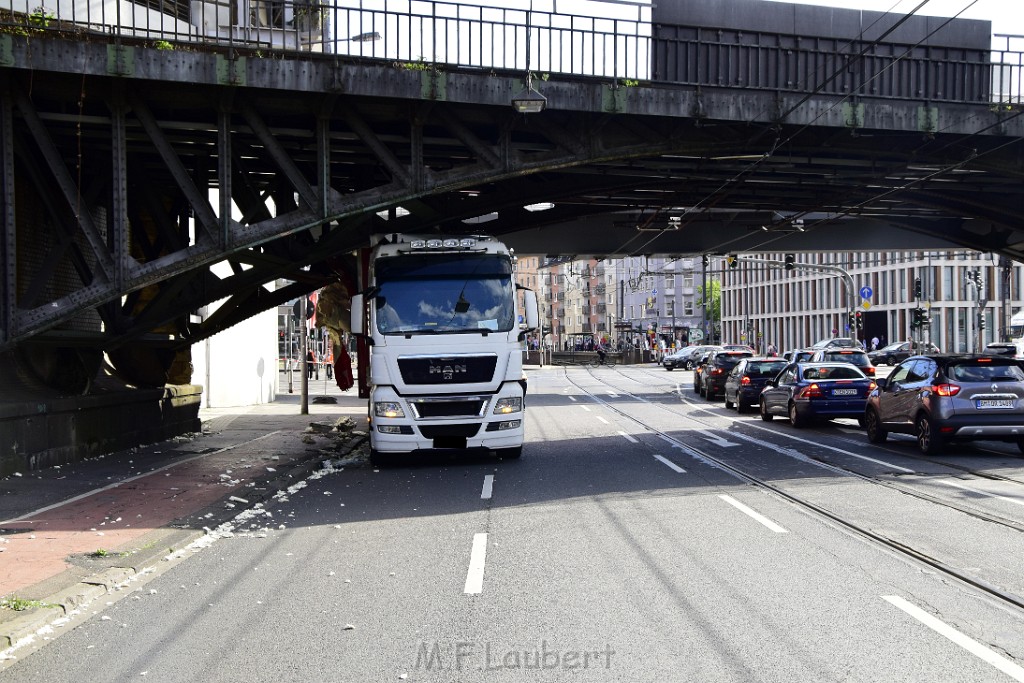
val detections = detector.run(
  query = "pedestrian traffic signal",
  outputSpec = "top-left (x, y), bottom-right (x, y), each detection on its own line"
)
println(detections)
top-left (784, 254), bottom-right (795, 271)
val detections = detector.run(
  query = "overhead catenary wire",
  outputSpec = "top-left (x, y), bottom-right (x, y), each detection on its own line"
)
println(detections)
top-left (628, 0), bottom-right (1013, 260)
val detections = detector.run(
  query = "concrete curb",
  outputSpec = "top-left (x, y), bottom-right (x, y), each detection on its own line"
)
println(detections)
top-left (0, 431), bottom-right (367, 656)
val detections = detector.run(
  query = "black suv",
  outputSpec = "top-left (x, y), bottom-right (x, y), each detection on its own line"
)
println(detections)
top-left (810, 348), bottom-right (875, 376)
top-left (864, 354), bottom-right (1024, 454)
top-left (701, 350), bottom-right (755, 400)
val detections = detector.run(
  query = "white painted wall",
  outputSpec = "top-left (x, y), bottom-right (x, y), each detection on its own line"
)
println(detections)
top-left (190, 303), bottom-right (279, 408)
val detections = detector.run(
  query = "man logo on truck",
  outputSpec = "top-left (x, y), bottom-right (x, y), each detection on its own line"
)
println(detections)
top-left (430, 363), bottom-right (467, 381)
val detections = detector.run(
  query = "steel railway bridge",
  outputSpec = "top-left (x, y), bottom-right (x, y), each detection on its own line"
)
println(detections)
top-left (0, 0), bottom-right (1021, 399)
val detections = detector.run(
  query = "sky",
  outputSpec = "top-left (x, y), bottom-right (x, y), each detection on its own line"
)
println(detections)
top-left (765, 0), bottom-right (1024, 40)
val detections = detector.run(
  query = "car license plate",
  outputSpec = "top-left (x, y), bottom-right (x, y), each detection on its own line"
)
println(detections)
top-left (976, 399), bottom-right (1015, 409)
top-left (832, 388), bottom-right (857, 396)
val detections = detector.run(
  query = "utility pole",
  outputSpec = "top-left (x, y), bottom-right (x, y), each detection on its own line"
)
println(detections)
top-left (1001, 256), bottom-right (1012, 342)
top-left (300, 294), bottom-right (309, 415)
top-left (964, 268), bottom-right (984, 353)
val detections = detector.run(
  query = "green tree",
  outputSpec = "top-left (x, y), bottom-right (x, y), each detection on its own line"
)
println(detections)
top-left (696, 279), bottom-right (721, 323)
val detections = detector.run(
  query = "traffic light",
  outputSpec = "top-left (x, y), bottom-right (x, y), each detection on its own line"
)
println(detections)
top-left (855, 310), bottom-right (863, 330)
top-left (911, 308), bottom-right (921, 328)
top-left (848, 311), bottom-right (856, 328)
top-left (702, 254), bottom-right (710, 268)
top-left (784, 254), bottom-right (795, 271)
top-left (914, 277), bottom-right (922, 299)
top-left (978, 313), bottom-right (987, 331)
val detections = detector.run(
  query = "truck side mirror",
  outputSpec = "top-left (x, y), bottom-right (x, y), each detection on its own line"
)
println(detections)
top-left (523, 290), bottom-right (539, 331)
top-left (350, 294), bottom-right (364, 336)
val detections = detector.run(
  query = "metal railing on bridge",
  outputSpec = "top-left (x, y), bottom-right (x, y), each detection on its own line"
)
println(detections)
top-left (0, 0), bottom-right (1021, 104)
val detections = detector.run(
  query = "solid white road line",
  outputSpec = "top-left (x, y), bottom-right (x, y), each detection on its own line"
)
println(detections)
top-left (464, 533), bottom-right (488, 594)
top-left (596, 416), bottom-right (610, 425)
top-left (481, 475), bottom-right (494, 500)
top-left (718, 494), bottom-right (788, 533)
top-left (883, 595), bottom-right (1024, 682)
top-left (653, 454), bottom-right (686, 473)
top-left (618, 431), bottom-right (639, 444)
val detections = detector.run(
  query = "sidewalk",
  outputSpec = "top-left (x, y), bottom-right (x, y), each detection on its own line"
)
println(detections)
top-left (0, 374), bottom-right (367, 655)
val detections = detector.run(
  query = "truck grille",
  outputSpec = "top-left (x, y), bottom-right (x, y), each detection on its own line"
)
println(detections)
top-left (398, 355), bottom-right (498, 385)
top-left (410, 398), bottom-right (487, 418)
top-left (420, 424), bottom-right (481, 439)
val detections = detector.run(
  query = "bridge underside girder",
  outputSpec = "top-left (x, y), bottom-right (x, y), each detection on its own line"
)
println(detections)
top-left (1, 37), bottom-right (1023, 390)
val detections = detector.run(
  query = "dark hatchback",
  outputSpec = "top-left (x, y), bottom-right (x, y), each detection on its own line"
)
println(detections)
top-left (864, 354), bottom-right (1024, 454)
top-left (868, 341), bottom-right (941, 366)
top-left (724, 357), bottom-right (789, 413)
top-left (702, 350), bottom-right (755, 400)
top-left (760, 362), bottom-right (875, 427)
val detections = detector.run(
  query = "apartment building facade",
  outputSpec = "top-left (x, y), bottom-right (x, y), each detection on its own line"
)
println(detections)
top-left (719, 250), bottom-right (1024, 353)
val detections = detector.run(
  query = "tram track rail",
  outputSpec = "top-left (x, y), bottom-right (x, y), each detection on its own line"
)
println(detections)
top-left (624, 363), bottom-right (1024, 510)
top-left (556, 364), bottom-right (1024, 615)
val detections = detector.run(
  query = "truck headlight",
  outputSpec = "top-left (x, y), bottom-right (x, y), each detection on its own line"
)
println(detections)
top-left (492, 397), bottom-right (523, 415)
top-left (374, 401), bottom-right (405, 418)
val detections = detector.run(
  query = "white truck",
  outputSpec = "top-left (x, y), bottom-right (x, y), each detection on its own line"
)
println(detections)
top-left (350, 234), bottom-right (539, 465)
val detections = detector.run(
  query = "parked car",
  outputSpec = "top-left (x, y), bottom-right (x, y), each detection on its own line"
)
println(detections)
top-left (868, 341), bottom-right (941, 366)
top-left (760, 362), bottom-right (875, 427)
top-left (701, 350), bottom-right (755, 400)
top-left (811, 337), bottom-right (860, 350)
top-left (783, 348), bottom-right (815, 363)
top-left (724, 357), bottom-right (790, 412)
top-left (809, 347), bottom-right (876, 376)
top-left (864, 353), bottom-right (1024, 454)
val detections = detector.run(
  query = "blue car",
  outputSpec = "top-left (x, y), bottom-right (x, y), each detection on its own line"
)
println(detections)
top-left (759, 362), bottom-right (876, 427)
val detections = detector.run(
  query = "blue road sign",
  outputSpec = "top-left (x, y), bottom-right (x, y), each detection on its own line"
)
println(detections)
top-left (859, 285), bottom-right (873, 299)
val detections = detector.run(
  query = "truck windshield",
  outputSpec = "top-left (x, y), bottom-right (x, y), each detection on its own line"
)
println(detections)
top-left (373, 253), bottom-right (515, 335)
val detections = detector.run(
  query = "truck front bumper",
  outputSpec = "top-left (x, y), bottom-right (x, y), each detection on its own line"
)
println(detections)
top-left (368, 384), bottom-right (525, 454)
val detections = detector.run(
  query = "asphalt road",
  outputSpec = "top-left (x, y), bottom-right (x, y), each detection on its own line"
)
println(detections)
top-left (6, 365), bottom-right (1024, 682)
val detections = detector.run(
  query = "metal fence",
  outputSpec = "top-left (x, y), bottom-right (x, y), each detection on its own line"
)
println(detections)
top-left (1, 0), bottom-right (1020, 104)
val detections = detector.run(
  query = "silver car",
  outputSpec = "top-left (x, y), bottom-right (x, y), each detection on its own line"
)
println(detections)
top-left (864, 354), bottom-right (1024, 454)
